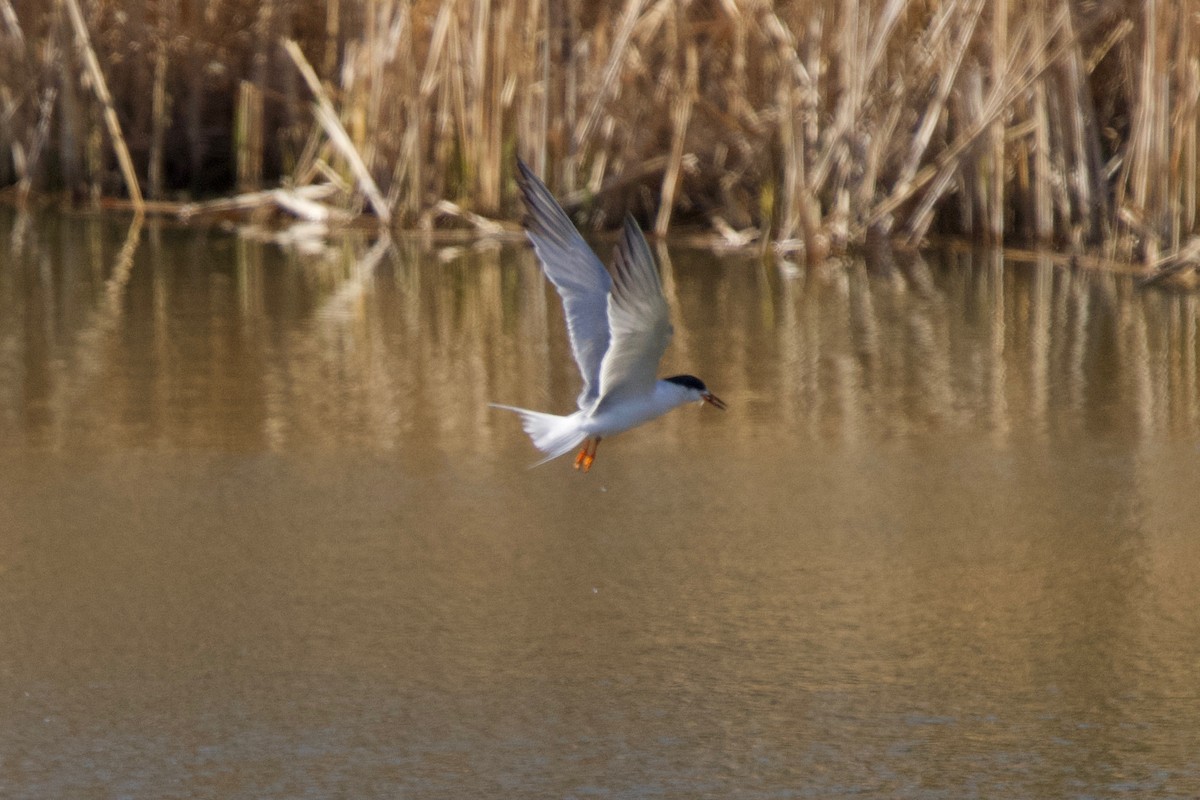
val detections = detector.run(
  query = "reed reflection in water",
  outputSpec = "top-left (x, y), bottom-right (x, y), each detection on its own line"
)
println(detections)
top-left (3, 218), bottom-right (1199, 452)
top-left (1, 210), bottom-right (1199, 798)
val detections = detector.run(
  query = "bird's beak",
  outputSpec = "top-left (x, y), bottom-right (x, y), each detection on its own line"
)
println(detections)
top-left (702, 392), bottom-right (727, 410)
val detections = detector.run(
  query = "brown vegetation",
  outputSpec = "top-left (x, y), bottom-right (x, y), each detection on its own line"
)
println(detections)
top-left (1, 0), bottom-right (1199, 271)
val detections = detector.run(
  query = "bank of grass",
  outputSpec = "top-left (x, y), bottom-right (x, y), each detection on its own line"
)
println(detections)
top-left (1, 0), bottom-right (1198, 271)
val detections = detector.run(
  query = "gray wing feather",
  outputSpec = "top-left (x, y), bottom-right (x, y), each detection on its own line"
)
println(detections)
top-left (593, 215), bottom-right (673, 413)
top-left (515, 159), bottom-right (612, 410)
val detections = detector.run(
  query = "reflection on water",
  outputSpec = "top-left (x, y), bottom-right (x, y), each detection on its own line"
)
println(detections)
top-left (1, 209), bottom-right (1199, 798)
top-left (3, 215), bottom-right (1199, 453)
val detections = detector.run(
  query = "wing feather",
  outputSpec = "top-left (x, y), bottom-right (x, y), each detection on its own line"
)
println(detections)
top-left (515, 159), bottom-right (612, 410)
top-left (593, 215), bottom-right (673, 413)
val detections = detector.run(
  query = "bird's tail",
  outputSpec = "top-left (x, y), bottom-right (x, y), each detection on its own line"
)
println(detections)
top-left (489, 404), bottom-right (588, 466)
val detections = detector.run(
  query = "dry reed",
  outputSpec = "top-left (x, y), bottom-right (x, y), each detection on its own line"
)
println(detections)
top-left (1, 0), bottom-right (1200, 272)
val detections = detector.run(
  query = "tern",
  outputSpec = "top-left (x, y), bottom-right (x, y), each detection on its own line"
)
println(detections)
top-left (491, 159), bottom-right (726, 472)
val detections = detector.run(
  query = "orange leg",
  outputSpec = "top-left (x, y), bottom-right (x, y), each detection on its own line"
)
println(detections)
top-left (574, 437), bottom-right (602, 472)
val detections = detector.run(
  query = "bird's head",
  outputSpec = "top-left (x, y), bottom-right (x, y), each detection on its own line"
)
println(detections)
top-left (665, 374), bottom-right (727, 410)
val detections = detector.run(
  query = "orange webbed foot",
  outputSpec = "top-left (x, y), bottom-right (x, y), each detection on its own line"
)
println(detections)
top-left (574, 438), bottom-right (601, 473)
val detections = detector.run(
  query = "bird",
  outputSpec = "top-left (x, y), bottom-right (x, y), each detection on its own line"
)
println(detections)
top-left (490, 159), bottom-right (726, 472)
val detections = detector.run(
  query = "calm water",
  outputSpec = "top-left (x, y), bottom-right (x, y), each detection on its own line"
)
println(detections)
top-left (2, 210), bottom-right (1199, 799)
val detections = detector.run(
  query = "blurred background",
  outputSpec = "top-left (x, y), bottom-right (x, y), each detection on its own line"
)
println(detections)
top-left (2, 1), bottom-right (1200, 270)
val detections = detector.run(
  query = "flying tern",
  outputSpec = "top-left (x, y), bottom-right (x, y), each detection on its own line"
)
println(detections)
top-left (491, 159), bottom-right (726, 472)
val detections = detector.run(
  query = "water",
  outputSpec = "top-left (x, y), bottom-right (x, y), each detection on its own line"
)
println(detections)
top-left (1, 210), bottom-right (1199, 798)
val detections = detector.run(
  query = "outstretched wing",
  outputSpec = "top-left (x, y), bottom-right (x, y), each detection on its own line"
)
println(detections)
top-left (592, 215), bottom-right (673, 413)
top-left (515, 159), bottom-right (612, 410)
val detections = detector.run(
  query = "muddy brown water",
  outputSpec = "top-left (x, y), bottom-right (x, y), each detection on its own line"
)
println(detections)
top-left (2, 211), bottom-right (1199, 798)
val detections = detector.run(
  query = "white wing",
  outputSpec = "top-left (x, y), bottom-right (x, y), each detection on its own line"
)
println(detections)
top-left (515, 159), bottom-right (612, 410)
top-left (592, 215), bottom-right (673, 414)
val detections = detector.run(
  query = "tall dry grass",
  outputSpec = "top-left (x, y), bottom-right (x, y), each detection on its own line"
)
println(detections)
top-left (1, 0), bottom-right (1199, 269)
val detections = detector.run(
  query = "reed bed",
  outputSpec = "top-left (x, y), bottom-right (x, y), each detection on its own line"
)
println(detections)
top-left (2, 0), bottom-right (1199, 272)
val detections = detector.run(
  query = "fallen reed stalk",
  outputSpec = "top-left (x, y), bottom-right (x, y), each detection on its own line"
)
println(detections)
top-left (62, 0), bottom-right (143, 211)
top-left (283, 37), bottom-right (391, 224)
top-left (0, 0), bottom-right (22, 44)
top-left (574, 0), bottom-right (644, 157)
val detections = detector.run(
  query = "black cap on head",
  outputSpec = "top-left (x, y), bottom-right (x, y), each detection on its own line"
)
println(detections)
top-left (664, 374), bottom-right (708, 392)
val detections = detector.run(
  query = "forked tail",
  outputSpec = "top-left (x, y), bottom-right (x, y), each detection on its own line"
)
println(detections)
top-left (489, 404), bottom-right (588, 466)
